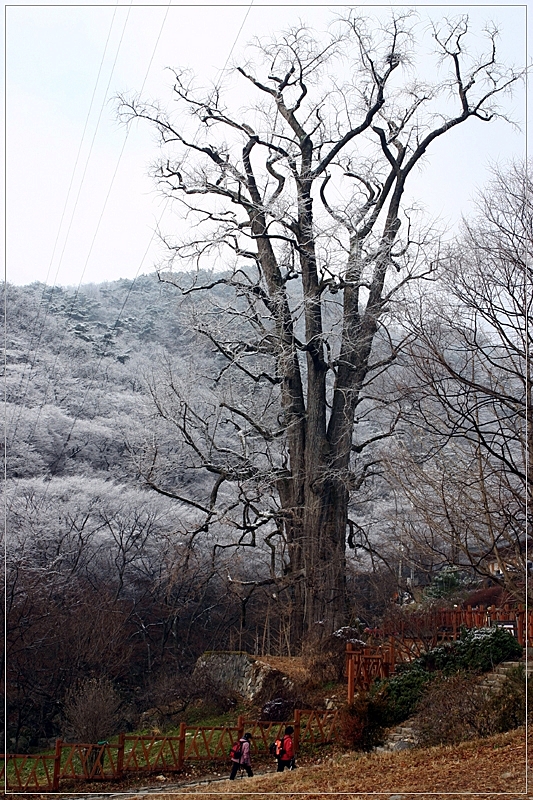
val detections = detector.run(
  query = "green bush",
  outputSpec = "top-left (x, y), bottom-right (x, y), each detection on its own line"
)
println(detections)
top-left (413, 627), bottom-right (522, 674)
top-left (373, 666), bottom-right (434, 726)
top-left (423, 567), bottom-right (471, 600)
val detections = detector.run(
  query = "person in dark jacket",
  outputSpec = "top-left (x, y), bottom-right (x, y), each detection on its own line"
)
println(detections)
top-left (229, 732), bottom-right (254, 780)
top-left (276, 725), bottom-right (295, 772)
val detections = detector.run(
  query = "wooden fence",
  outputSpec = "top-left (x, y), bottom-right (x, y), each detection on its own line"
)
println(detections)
top-left (346, 644), bottom-right (393, 700)
top-left (2, 709), bottom-right (340, 793)
top-left (346, 605), bottom-right (533, 701)
top-left (381, 605), bottom-right (533, 649)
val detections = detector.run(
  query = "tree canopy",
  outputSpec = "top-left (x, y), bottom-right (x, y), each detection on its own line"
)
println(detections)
top-left (119, 11), bottom-right (522, 641)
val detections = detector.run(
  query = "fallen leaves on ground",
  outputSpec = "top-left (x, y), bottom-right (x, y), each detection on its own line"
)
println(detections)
top-left (253, 656), bottom-right (310, 682)
top-left (153, 726), bottom-right (530, 800)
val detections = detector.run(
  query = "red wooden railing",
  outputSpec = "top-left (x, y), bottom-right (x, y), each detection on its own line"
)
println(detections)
top-left (346, 644), bottom-right (394, 701)
top-left (381, 604), bottom-right (533, 648)
top-left (2, 709), bottom-right (340, 792)
top-left (1, 739), bottom-right (62, 792)
top-left (346, 604), bottom-right (533, 701)
top-left (294, 709), bottom-right (342, 749)
top-left (59, 739), bottom-right (124, 781)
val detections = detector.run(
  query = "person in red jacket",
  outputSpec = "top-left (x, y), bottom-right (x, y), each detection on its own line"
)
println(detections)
top-left (276, 725), bottom-right (295, 772)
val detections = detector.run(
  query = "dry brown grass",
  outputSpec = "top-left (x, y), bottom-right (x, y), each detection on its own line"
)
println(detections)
top-left (254, 656), bottom-right (311, 683)
top-left (153, 726), bottom-right (529, 799)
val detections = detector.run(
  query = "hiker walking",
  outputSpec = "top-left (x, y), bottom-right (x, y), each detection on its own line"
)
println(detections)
top-left (276, 725), bottom-right (295, 772)
top-left (229, 732), bottom-right (254, 780)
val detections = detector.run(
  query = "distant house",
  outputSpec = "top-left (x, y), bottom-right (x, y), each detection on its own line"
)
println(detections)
top-left (461, 585), bottom-right (512, 609)
top-left (481, 537), bottom-right (531, 582)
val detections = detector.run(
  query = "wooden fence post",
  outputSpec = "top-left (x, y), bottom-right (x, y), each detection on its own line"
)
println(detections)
top-left (178, 723), bottom-right (186, 770)
top-left (52, 739), bottom-right (62, 791)
top-left (237, 715), bottom-right (245, 740)
top-left (346, 643), bottom-right (355, 704)
top-left (516, 611), bottom-right (525, 648)
top-left (116, 732), bottom-right (125, 779)
top-left (293, 709), bottom-right (301, 753)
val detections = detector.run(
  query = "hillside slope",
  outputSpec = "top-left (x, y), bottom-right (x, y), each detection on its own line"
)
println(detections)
top-left (173, 727), bottom-right (528, 799)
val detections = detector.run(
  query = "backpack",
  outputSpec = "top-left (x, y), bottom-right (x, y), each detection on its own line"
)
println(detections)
top-left (229, 740), bottom-right (242, 760)
top-left (269, 737), bottom-right (285, 758)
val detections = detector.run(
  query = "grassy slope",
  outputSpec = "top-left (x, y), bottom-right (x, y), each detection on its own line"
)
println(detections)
top-left (161, 727), bottom-right (529, 799)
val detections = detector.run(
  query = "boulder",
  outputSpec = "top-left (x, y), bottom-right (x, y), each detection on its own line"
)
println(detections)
top-left (193, 652), bottom-right (295, 704)
top-left (260, 697), bottom-right (294, 721)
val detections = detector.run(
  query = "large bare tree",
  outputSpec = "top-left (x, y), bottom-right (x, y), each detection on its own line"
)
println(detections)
top-left (120, 12), bottom-right (521, 642)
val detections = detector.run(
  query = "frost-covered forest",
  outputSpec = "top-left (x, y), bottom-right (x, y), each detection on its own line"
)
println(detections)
top-left (5, 276), bottom-right (262, 747)
top-left (5, 163), bottom-right (530, 750)
top-left (4, 2), bottom-right (530, 746)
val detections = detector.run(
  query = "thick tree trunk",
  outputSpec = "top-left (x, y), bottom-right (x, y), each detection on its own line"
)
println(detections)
top-left (284, 454), bottom-right (349, 644)
top-left (303, 480), bottom-right (348, 634)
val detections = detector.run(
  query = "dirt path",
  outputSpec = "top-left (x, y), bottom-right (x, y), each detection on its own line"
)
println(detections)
top-left (47, 765), bottom-right (281, 800)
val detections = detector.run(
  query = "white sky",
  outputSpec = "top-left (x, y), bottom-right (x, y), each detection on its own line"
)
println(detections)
top-left (4, 2), bottom-right (528, 287)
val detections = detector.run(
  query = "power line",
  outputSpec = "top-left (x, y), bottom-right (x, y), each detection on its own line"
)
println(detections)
top-left (114, 0), bottom-right (256, 321)
top-left (54, 2), bottom-right (133, 292)
top-left (43, 6), bottom-right (121, 290)
top-left (18, 3), bottom-right (135, 452)
top-left (218, 0), bottom-right (254, 85)
top-left (7, 4), bottom-right (123, 446)
top-left (9, 1), bottom-right (256, 494)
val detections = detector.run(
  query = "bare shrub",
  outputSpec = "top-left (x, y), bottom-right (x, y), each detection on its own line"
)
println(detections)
top-left (340, 689), bottom-right (389, 751)
top-left (412, 673), bottom-right (490, 746)
top-left (142, 669), bottom-right (239, 728)
top-left (62, 677), bottom-right (122, 742)
top-left (188, 669), bottom-right (240, 712)
top-left (490, 665), bottom-right (530, 732)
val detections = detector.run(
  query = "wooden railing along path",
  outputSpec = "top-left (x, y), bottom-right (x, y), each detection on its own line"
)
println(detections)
top-left (2, 709), bottom-right (340, 793)
top-left (381, 604), bottom-right (533, 649)
top-left (346, 604), bottom-right (532, 701)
